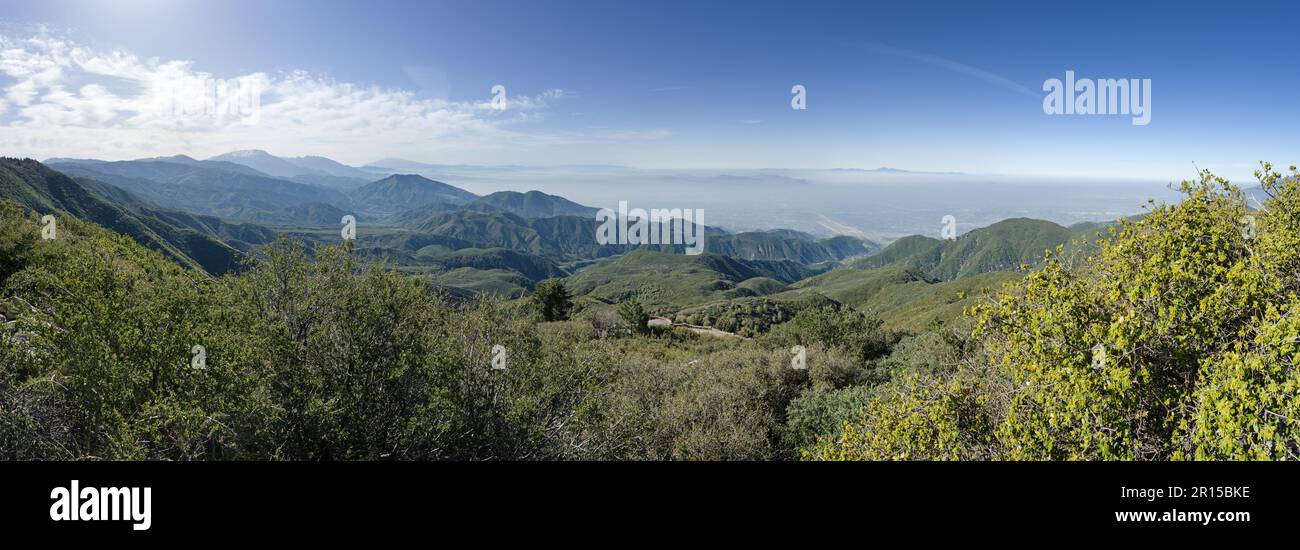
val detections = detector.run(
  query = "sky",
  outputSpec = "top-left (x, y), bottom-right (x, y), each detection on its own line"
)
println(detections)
top-left (0, 0), bottom-right (1295, 181)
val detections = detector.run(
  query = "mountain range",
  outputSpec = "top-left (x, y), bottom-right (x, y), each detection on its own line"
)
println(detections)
top-left (4, 151), bottom-right (1114, 328)
top-left (210, 149), bottom-right (378, 189)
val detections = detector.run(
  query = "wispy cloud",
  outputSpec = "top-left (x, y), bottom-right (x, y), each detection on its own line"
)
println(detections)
top-left (856, 42), bottom-right (1038, 98)
top-left (0, 29), bottom-right (651, 163)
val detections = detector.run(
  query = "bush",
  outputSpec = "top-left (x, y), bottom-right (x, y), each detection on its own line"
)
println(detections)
top-left (597, 346), bottom-right (810, 460)
top-left (531, 278), bottom-right (573, 322)
top-left (617, 299), bottom-right (650, 335)
top-left (783, 385), bottom-right (876, 452)
top-left (764, 306), bottom-right (896, 385)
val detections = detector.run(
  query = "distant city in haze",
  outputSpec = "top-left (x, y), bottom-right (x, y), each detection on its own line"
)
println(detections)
top-left (43, 146), bottom-right (1184, 241)
top-left (314, 157), bottom-right (1181, 240)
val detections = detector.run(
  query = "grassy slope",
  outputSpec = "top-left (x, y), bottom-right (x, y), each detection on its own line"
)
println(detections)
top-left (563, 250), bottom-right (815, 311)
top-left (1, 158), bottom-right (249, 275)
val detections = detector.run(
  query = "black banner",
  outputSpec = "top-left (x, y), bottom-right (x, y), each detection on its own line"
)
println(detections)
top-left (0, 461), bottom-right (1279, 540)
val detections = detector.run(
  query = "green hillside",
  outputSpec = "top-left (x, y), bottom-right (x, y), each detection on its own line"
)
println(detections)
top-left (852, 234), bottom-right (944, 270)
top-left (424, 267), bottom-right (536, 297)
top-left (928, 218), bottom-right (1072, 279)
top-left (765, 218), bottom-right (1118, 331)
top-left (401, 210), bottom-right (561, 256)
top-left (849, 218), bottom-right (1085, 281)
top-left (853, 270), bottom-right (1021, 331)
top-left (0, 158), bottom-right (250, 274)
top-left (425, 247), bottom-right (566, 282)
top-left (778, 262), bottom-right (1004, 330)
top-left (563, 250), bottom-right (817, 311)
top-left (733, 276), bottom-right (789, 296)
top-left (707, 231), bottom-right (878, 263)
top-left (263, 202), bottom-right (350, 225)
top-left (788, 263), bottom-right (936, 306)
top-left (772, 219), bottom-right (1095, 329)
top-left (72, 175), bottom-right (278, 253)
top-left (465, 190), bottom-right (598, 218)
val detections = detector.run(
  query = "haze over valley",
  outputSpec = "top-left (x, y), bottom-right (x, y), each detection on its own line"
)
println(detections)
top-left (47, 149), bottom-right (1180, 242)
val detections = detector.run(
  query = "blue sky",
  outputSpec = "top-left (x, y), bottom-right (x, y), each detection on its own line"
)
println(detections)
top-left (0, 0), bottom-right (1296, 180)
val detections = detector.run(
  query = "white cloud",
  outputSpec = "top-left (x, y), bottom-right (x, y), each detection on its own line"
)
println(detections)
top-left (0, 30), bottom-right (615, 163)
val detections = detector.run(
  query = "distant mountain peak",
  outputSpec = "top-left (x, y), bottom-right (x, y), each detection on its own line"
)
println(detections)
top-left (218, 149), bottom-right (274, 158)
top-left (209, 149), bottom-right (329, 179)
top-left (829, 166), bottom-right (912, 173)
top-left (349, 173), bottom-right (478, 216)
top-left (145, 154), bottom-right (198, 163)
top-left (379, 173), bottom-right (431, 181)
top-left (829, 166), bottom-right (973, 176)
top-left (369, 173), bottom-right (450, 187)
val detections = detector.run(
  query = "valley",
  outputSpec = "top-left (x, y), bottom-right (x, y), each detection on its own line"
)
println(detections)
top-left (4, 151), bottom-right (1119, 328)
